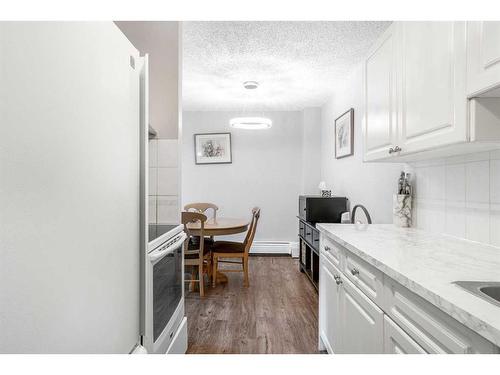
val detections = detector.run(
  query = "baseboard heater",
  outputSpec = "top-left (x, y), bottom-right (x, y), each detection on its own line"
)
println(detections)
top-left (250, 241), bottom-right (299, 257)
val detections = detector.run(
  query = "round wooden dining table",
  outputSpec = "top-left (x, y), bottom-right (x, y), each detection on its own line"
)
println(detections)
top-left (186, 217), bottom-right (250, 284)
top-left (186, 217), bottom-right (249, 237)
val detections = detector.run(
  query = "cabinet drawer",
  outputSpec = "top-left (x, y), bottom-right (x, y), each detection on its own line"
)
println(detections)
top-left (384, 315), bottom-right (426, 354)
top-left (320, 234), bottom-right (344, 269)
top-left (344, 250), bottom-right (384, 306)
top-left (383, 277), bottom-right (498, 354)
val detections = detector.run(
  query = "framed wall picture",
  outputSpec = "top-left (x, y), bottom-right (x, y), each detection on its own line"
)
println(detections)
top-left (335, 108), bottom-right (354, 159)
top-left (194, 132), bottom-right (232, 164)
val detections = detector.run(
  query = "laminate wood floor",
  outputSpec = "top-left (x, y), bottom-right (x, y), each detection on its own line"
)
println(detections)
top-left (185, 256), bottom-right (319, 354)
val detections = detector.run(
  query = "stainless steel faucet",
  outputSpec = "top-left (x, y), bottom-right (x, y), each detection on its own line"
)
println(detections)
top-left (351, 204), bottom-right (372, 224)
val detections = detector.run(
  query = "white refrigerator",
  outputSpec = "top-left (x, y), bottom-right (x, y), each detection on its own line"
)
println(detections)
top-left (0, 22), bottom-right (145, 353)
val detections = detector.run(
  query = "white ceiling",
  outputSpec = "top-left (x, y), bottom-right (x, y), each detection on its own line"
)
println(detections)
top-left (182, 21), bottom-right (391, 111)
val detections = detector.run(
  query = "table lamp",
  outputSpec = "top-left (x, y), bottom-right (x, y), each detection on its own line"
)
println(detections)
top-left (318, 181), bottom-right (331, 197)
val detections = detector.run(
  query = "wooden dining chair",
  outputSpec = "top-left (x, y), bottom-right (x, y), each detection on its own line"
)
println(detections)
top-left (184, 202), bottom-right (219, 242)
top-left (182, 211), bottom-right (213, 297)
top-left (211, 207), bottom-right (261, 288)
top-left (184, 202), bottom-right (219, 220)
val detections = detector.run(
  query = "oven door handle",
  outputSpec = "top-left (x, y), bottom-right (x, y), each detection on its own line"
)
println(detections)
top-left (149, 232), bottom-right (187, 264)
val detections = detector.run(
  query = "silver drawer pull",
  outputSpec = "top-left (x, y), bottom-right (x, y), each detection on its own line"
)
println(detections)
top-left (324, 246), bottom-right (331, 252)
top-left (334, 275), bottom-right (343, 285)
top-left (351, 268), bottom-right (359, 276)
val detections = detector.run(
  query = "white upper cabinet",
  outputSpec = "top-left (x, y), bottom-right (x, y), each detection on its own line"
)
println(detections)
top-left (467, 22), bottom-right (500, 96)
top-left (398, 22), bottom-right (467, 153)
top-left (363, 24), bottom-right (398, 161)
top-left (363, 21), bottom-right (500, 162)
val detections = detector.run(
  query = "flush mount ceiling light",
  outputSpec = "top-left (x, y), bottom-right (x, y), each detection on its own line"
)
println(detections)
top-left (229, 117), bottom-right (272, 130)
top-left (243, 80), bottom-right (259, 90)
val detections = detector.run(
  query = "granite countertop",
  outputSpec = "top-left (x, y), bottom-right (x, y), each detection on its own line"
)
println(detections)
top-left (316, 223), bottom-right (500, 346)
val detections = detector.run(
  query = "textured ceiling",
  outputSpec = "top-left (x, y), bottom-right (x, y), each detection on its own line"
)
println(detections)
top-left (182, 21), bottom-right (391, 111)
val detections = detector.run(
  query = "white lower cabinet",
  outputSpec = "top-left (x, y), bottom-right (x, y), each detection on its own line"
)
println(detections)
top-left (319, 233), bottom-right (499, 354)
top-left (384, 315), bottom-right (426, 354)
top-left (383, 277), bottom-right (498, 354)
top-left (319, 253), bottom-right (383, 353)
top-left (319, 254), bottom-right (341, 353)
top-left (339, 275), bottom-right (384, 353)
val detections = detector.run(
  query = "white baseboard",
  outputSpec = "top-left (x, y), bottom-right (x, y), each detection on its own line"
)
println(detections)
top-left (250, 241), bottom-right (299, 257)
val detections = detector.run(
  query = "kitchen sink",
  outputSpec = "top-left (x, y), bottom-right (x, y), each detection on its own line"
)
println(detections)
top-left (453, 281), bottom-right (500, 307)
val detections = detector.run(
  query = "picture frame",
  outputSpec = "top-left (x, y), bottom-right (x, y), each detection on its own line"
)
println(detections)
top-left (194, 132), bottom-right (232, 165)
top-left (335, 108), bottom-right (354, 159)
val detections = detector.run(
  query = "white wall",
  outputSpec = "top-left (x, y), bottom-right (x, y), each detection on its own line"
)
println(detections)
top-left (116, 21), bottom-right (180, 139)
top-left (182, 111), bottom-right (308, 243)
top-left (302, 108), bottom-right (322, 194)
top-left (412, 151), bottom-right (500, 246)
top-left (320, 64), bottom-right (406, 224)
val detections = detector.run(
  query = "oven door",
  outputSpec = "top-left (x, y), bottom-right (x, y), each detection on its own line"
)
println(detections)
top-left (143, 232), bottom-right (186, 353)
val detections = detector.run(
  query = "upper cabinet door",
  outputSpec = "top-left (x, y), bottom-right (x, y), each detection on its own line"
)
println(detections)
top-left (363, 24), bottom-right (398, 161)
top-left (398, 22), bottom-right (467, 154)
top-left (467, 22), bottom-right (500, 96)
top-left (397, 22), bottom-right (467, 154)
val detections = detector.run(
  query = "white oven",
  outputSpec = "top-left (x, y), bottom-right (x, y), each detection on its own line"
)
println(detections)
top-left (142, 226), bottom-right (187, 354)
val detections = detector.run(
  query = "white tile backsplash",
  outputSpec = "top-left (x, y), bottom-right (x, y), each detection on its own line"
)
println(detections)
top-left (149, 139), bottom-right (158, 168)
top-left (445, 164), bottom-right (465, 202)
top-left (148, 138), bottom-right (180, 225)
top-left (427, 165), bottom-right (446, 200)
top-left (491, 159), bottom-right (500, 204)
top-left (415, 199), bottom-right (446, 234)
top-left (465, 161), bottom-right (489, 203)
top-left (490, 206), bottom-right (500, 247)
top-left (413, 150), bottom-right (500, 247)
top-left (445, 201), bottom-right (466, 238)
top-left (157, 167), bottom-right (178, 195)
top-left (149, 168), bottom-right (157, 196)
top-left (157, 196), bottom-right (179, 224)
top-left (466, 206), bottom-right (490, 243)
top-left (149, 196), bottom-right (157, 223)
top-left (157, 139), bottom-right (178, 168)
top-left (491, 149), bottom-right (500, 160)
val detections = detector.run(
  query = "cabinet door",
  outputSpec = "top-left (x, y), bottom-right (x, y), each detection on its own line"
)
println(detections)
top-left (319, 256), bottom-right (342, 353)
top-left (398, 22), bottom-right (467, 154)
top-left (384, 315), bottom-right (426, 354)
top-left (339, 275), bottom-right (384, 353)
top-left (467, 21), bottom-right (500, 96)
top-left (363, 23), bottom-right (398, 161)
